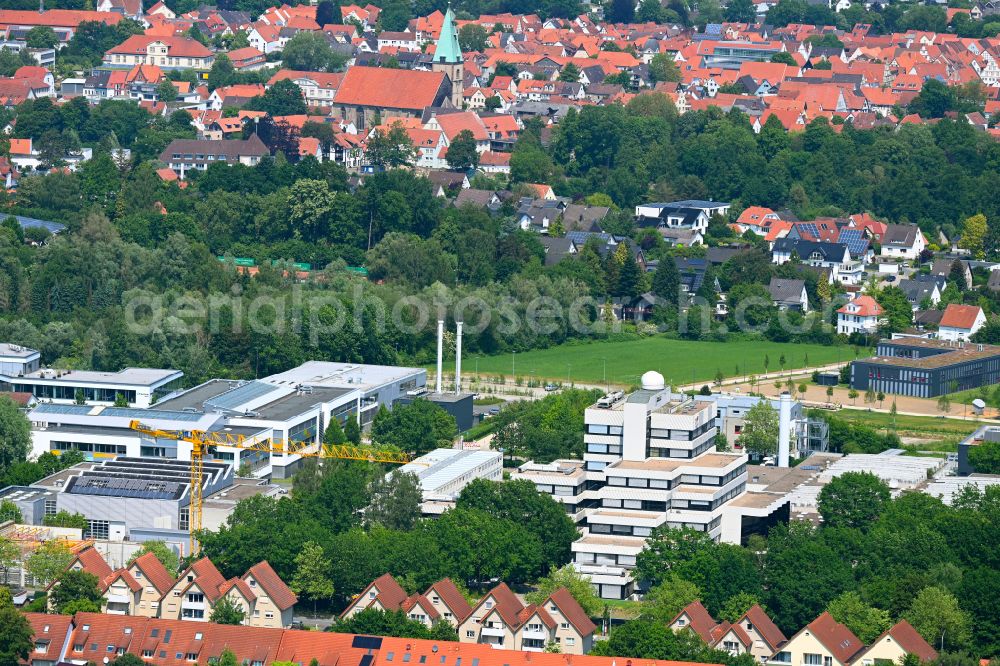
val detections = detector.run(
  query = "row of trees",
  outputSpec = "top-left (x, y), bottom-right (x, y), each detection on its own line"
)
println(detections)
top-left (609, 474), bottom-right (1000, 658)
top-left (196, 470), bottom-right (578, 611)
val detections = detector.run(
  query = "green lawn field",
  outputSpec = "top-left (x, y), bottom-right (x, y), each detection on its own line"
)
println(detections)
top-left (832, 408), bottom-right (978, 453)
top-left (460, 337), bottom-right (863, 387)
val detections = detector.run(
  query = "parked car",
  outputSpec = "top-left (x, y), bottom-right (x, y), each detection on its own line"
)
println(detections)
top-left (488, 406), bottom-right (501, 415)
top-left (544, 383), bottom-right (559, 392)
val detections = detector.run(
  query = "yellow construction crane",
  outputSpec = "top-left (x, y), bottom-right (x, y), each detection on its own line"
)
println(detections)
top-left (128, 420), bottom-right (410, 554)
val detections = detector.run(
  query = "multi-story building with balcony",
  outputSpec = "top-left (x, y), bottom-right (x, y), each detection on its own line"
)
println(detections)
top-left (514, 371), bottom-right (797, 600)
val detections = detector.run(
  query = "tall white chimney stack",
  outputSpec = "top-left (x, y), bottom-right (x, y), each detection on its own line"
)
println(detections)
top-left (455, 321), bottom-right (463, 394)
top-left (778, 393), bottom-right (792, 468)
top-left (436, 320), bottom-right (444, 394)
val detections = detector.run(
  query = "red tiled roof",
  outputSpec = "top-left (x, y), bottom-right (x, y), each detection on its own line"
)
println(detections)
top-left (425, 578), bottom-right (473, 622)
top-left (72, 547), bottom-right (115, 581)
top-left (805, 612), bottom-right (864, 664)
top-left (108, 34), bottom-right (212, 58)
top-left (672, 601), bottom-right (718, 644)
top-left (344, 573), bottom-right (407, 617)
top-left (472, 582), bottom-right (524, 627)
top-left (837, 294), bottom-right (882, 317)
top-left (401, 594), bottom-right (440, 621)
top-left (546, 587), bottom-right (596, 636)
top-left (0, 9), bottom-right (122, 27)
top-left (183, 557), bottom-right (227, 602)
top-left (740, 605), bottom-right (786, 650)
top-left (130, 551), bottom-right (176, 596)
top-left (878, 621), bottom-right (938, 663)
top-left (104, 568), bottom-right (143, 593)
top-left (333, 66), bottom-right (447, 111)
top-left (0, 391), bottom-right (33, 406)
top-left (24, 613), bottom-right (72, 666)
top-left (245, 561), bottom-right (297, 611)
top-left (940, 304), bottom-right (982, 330)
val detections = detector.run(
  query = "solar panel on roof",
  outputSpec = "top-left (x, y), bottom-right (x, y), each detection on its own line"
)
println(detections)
top-left (34, 404), bottom-right (93, 415)
top-left (100, 407), bottom-right (206, 422)
top-left (352, 637), bottom-right (382, 650)
top-left (205, 381), bottom-right (282, 411)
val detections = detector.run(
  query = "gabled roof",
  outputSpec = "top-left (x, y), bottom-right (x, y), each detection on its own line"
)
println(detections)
top-left (245, 561), bottom-right (298, 611)
top-left (24, 613), bottom-right (72, 665)
top-left (468, 582), bottom-right (524, 627)
top-left (739, 604), bottom-right (786, 650)
top-left (401, 594), bottom-right (441, 621)
top-left (940, 304), bottom-right (983, 330)
top-left (799, 612), bottom-right (864, 665)
top-left (334, 67), bottom-right (447, 111)
top-left (546, 587), bottom-right (596, 636)
top-left (671, 601), bottom-right (718, 644)
top-left (179, 557), bottom-right (227, 602)
top-left (769, 277), bottom-right (806, 303)
top-left (346, 573), bottom-right (408, 616)
top-left (131, 551), bottom-right (177, 596)
top-left (425, 578), bottom-right (473, 621)
top-left (860, 620), bottom-right (937, 664)
top-left (72, 546), bottom-right (115, 582)
top-left (837, 294), bottom-right (882, 317)
top-left (219, 577), bottom-right (258, 602)
top-left (103, 568), bottom-right (143, 593)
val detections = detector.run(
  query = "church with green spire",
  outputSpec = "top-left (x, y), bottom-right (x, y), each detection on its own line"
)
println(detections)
top-left (432, 4), bottom-right (464, 108)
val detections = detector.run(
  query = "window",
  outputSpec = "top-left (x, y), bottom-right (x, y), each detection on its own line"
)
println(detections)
top-left (466, 631), bottom-right (475, 638)
top-left (265, 612), bottom-right (274, 619)
top-left (87, 520), bottom-right (110, 540)
top-left (804, 654), bottom-right (823, 665)
top-left (386, 654), bottom-right (394, 662)
top-left (403, 655), bottom-right (411, 663)
top-left (187, 654), bottom-right (199, 661)
top-left (187, 593), bottom-right (205, 604)
top-left (143, 651), bottom-right (154, 658)
top-left (566, 638), bottom-right (575, 647)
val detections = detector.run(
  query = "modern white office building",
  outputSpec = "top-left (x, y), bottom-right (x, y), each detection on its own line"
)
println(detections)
top-left (513, 372), bottom-right (795, 600)
top-left (22, 362), bottom-right (429, 480)
top-left (0, 343), bottom-right (182, 408)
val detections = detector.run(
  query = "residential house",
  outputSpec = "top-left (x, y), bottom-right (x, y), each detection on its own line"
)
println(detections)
top-left (561, 204), bottom-right (609, 232)
top-left (669, 601), bottom-right (786, 662)
top-left (158, 136), bottom-right (270, 178)
top-left (226, 46), bottom-right (267, 71)
top-left (851, 621), bottom-right (937, 666)
top-left (937, 304), bottom-right (986, 342)
top-left (24, 613), bottom-right (72, 666)
top-left (769, 612), bottom-right (864, 666)
top-left (126, 551), bottom-right (178, 618)
top-left (268, 70), bottom-right (344, 107)
top-left (8, 137), bottom-right (92, 172)
top-left (837, 294), bottom-right (883, 336)
top-left (540, 236), bottom-right (579, 266)
top-left (160, 556), bottom-right (296, 628)
top-left (772, 238), bottom-right (863, 285)
top-left (879, 224), bottom-right (926, 261)
top-left (104, 35), bottom-right (215, 70)
top-left (456, 583), bottom-right (594, 654)
top-left (768, 277), bottom-right (809, 311)
top-left (242, 561), bottom-right (299, 629)
top-left (636, 200), bottom-right (732, 235)
top-left (453, 188), bottom-right (502, 212)
top-left (96, 0), bottom-right (143, 20)
top-left (340, 573), bottom-right (408, 618)
top-left (423, 578), bottom-right (473, 626)
top-left (932, 259), bottom-right (973, 289)
top-left (898, 279), bottom-right (941, 311)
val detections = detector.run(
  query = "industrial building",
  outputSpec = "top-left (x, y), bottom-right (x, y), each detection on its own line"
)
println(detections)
top-left (512, 372), bottom-right (796, 599)
top-left (0, 343), bottom-right (182, 408)
top-left (849, 338), bottom-right (1000, 398)
top-left (2, 457), bottom-right (282, 549)
top-left (395, 448), bottom-right (503, 514)
top-left (23, 361), bottom-right (429, 479)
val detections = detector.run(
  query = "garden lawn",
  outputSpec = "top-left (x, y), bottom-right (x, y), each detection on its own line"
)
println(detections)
top-left (462, 338), bottom-right (859, 386)
top-left (833, 408), bottom-right (979, 453)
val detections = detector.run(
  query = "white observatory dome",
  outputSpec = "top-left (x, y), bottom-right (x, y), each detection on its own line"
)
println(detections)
top-left (640, 370), bottom-right (666, 391)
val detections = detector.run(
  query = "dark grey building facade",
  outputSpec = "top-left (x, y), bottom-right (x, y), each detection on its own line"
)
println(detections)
top-left (850, 338), bottom-right (1000, 398)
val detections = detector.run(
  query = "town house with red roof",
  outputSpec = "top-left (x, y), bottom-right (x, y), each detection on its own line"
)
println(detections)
top-left (938, 303), bottom-right (986, 342)
top-left (103, 35), bottom-right (215, 70)
top-left (669, 601), bottom-right (787, 662)
top-left (341, 575), bottom-right (473, 630)
top-left (457, 582), bottom-right (596, 654)
top-left (837, 294), bottom-right (884, 337)
top-left (770, 612), bottom-right (865, 666)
